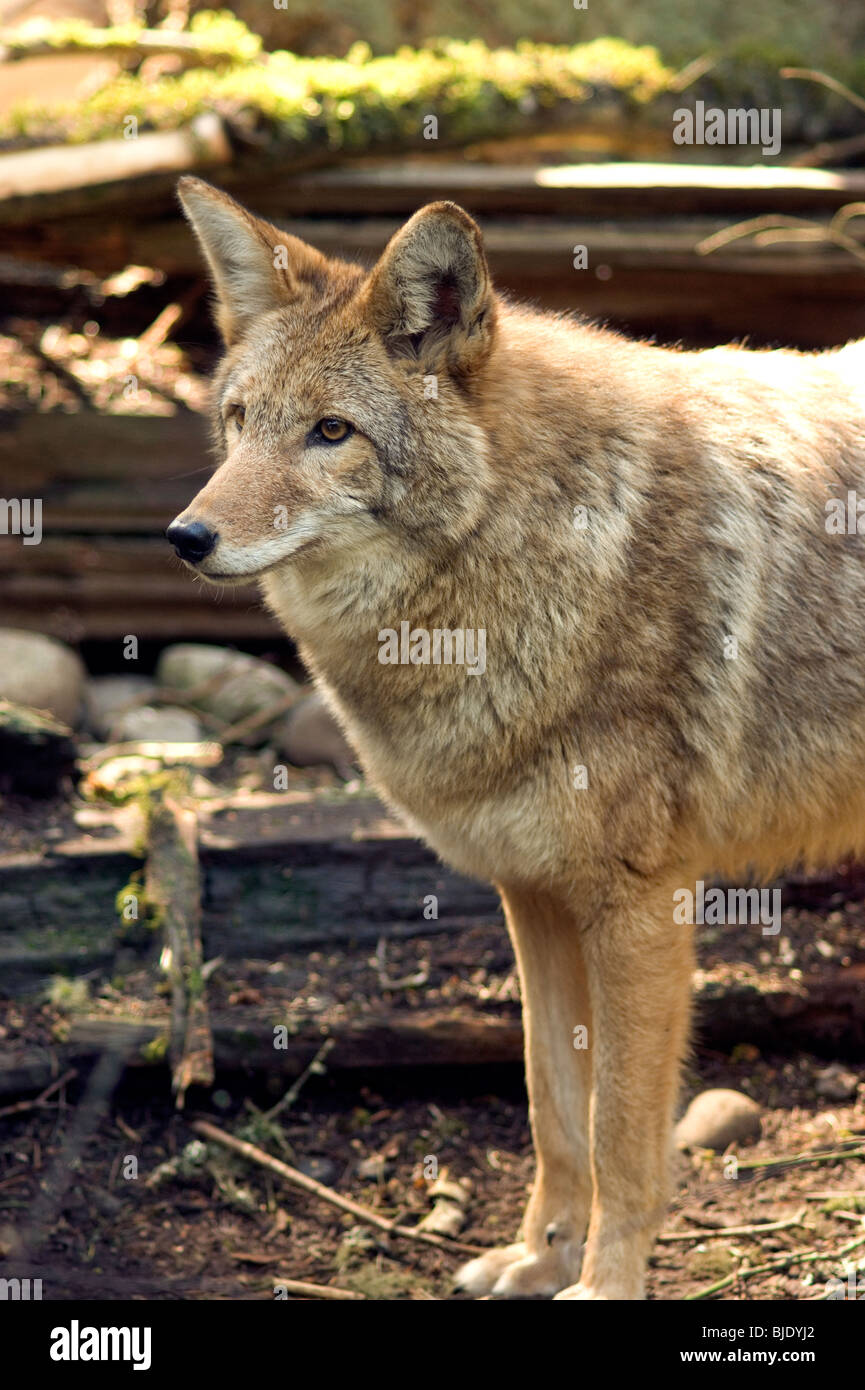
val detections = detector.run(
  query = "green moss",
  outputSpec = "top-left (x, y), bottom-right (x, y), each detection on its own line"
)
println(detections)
top-left (0, 29), bottom-right (672, 148)
top-left (141, 1032), bottom-right (169, 1062)
top-left (185, 964), bottom-right (204, 999)
top-left (46, 975), bottom-right (91, 1011)
top-left (114, 870), bottom-right (163, 934)
top-left (1, 10), bottom-right (262, 63)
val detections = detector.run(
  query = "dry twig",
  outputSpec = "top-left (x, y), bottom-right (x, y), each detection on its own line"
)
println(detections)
top-left (191, 1117), bottom-right (484, 1257)
top-left (658, 1207), bottom-right (806, 1242)
top-left (0, 1069), bottom-right (77, 1120)
top-left (272, 1277), bottom-right (365, 1300)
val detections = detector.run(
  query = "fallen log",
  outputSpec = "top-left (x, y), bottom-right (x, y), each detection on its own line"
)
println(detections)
top-left (143, 783), bottom-right (213, 1106)
top-left (0, 792), bottom-right (501, 991)
top-left (0, 113), bottom-right (232, 220)
top-left (2, 952), bottom-right (864, 1106)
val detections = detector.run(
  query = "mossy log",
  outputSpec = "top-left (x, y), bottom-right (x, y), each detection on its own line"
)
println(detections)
top-left (2, 956), bottom-right (864, 1105)
top-left (0, 114), bottom-right (232, 224)
top-left (143, 786), bottom-right (213, 1105)
top-left (0, 793), bottom-right (501, 993)
top-left (0, 35), bottom-right (672, 155)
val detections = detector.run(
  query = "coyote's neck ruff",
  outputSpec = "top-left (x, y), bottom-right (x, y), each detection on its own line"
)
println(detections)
top-left (171, 178), bottom-right (865, 1300)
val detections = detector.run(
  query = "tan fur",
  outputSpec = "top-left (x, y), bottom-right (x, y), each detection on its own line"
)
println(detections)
top-left (172, 176), bottom-right (865, 1299)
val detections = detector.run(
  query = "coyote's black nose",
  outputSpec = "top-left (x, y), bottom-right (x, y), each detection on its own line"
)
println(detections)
top-left (166, 519), bottom-right (218, 563)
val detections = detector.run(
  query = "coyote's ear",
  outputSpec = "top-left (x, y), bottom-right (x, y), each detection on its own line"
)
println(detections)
top-left (363, 201), bottom-right (496, 375)
top-left (177, 177), bottom-right (329, 344)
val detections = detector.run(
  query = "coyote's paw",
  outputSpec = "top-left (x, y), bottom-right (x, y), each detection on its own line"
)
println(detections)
top-left (454, 1243), bottom-right (527, 1296)
top-left (455, 1243), bottom-right (576, 1299)
top-left (553, 1282), bottom-right (609, 1301)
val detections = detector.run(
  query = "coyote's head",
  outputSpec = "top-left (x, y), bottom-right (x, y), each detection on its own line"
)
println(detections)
top-left (168, 179), bottom-right (497, 584)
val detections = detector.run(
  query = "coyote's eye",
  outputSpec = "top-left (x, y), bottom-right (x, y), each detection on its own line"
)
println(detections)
top-left (315, 417), bottom-right (352, 443)
top-left (227, 404), bottom-right (245, 431)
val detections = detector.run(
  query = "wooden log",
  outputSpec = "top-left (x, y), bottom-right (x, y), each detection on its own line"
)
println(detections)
top-left (2, 794), bottom-right (864, 1062)
top-left (0, 792), bottom-right (501, 989)
top-left (5, 157), bottom-right (865, 230)
top-left (238, 160), bottom-right (865, 221)
top-left (5, 207), bottom-right (863, 351)
top-left (0, 114), bottom-right (232, 221)
top-left (0, 841), bottom-right (140, 993)
top-left (143, 785), bottom-right (213, 1105)
top-left (0, 947), bottom-right (858, 1104)
top-left (64, 1011), bottom-right (526, 1073)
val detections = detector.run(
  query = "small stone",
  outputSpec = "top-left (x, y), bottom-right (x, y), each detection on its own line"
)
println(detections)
top-left (0, 629), bottom-right (85, 726)
top-left (357, 1154), bottom-right (390, 1181)
top-left (85, 675), bottom-right (156, 739)
top-left (675, 1088), bottom-right (762, 1151)
top-left (108, 704), bottom-right (203, 744)
top-left (815, 1064), bottom-right (860, 1102)
top-left (274, 689), bottom-right (357, 775)
top-left (294, 1155), bottom-right (337, 1186)
top-left (156, 644), bottom-right (300, 733)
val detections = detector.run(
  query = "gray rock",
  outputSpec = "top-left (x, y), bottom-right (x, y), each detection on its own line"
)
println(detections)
top-left (156, 644), bottom-right (300, 733)
top-left (675, 1088), bottom-right (762, 1151)
top-left (108, 705), bottom-right (203, 745)
top-left (294, 1155), bottom-right (337, 1186)
top-left (85, 675), bottom-right (156, 740)
top-left (815, 1064), bottom-right (860, 1102)
top-left (0, 628), bottom-right (85, 726)
top-left (275, 689), bottom-right (357, 775)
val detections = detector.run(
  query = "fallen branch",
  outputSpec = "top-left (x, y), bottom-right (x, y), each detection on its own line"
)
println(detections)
top-left (261, 1039), bottom-right (334, 1124)
top-left (686, 1232), bottom-right (865, 1301)
top-left (735, 1144), bottom-right (865, 1173)
top-left (802, 1192), bottom-right (865, 1201)
top-left (80, 740), bottom-right (223, 773)
top-left (781, 67), bottom-right (865, 119)
top-left (217, 690), bottom-right (301, 747)
top-left (658, 1207), bottom-right (806, 1242)
top-left (145, 781), bottom-right (213, 1106)
top-left (0, 1069), bottom-right (77, 1120)
top-left (0, 114), bottom-right (232, 211)
top-left (190, 1117), bottom-right (484, 1257)
top-left (792, 131), bottom-right (865, 169)
top-left (272, 1277), bottom-right (365, 1301)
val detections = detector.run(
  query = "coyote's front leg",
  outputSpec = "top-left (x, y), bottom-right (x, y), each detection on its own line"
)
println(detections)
top-left (456, 886), bottom-right (593, 1297)
top-left (555, 875), bottom-right (695, 1300)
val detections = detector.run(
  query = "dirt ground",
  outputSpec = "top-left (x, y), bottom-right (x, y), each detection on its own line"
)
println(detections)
top-left (1, 776), bottom-right (864, 1302)
top-left (1, 777), bottom-right (865, 1301)
top-left (1, 1009), bottom-right (863, 1301)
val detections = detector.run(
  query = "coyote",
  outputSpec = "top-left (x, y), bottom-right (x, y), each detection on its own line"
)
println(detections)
top-left (170, 177), bottom-right (865, 1299)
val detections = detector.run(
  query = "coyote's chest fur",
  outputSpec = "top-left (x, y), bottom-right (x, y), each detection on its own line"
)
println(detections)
top-left (264, 566), bottom-right (563, 883)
